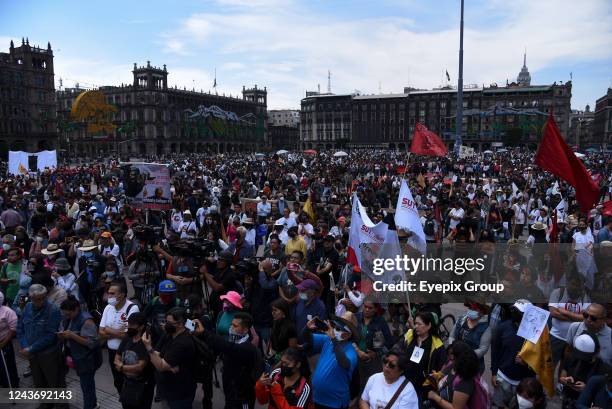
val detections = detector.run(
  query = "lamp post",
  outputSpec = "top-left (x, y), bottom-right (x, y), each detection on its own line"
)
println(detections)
top-left (455, 0), bottom-right (465, 154)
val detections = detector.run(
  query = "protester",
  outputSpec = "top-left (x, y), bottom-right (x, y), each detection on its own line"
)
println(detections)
top-left (99, 281), bottom-right (140, 393)
top-left (575, 371), bottom-right (612, 409)
top-left (0, 290), bottom-right (18, 388)
top-left (303, 312), bottom-right (359, 409)
top-left (507, 377), bottom-right (547, 409)
top-left (360, 350), bottom-right (419, 409)
top-left (142, 307), bottom-right (196, 409)
top-left (448, 302), bottom-right (491, 373)
top-left (16, 284), bottom-right (66, 404)
top-left (196, 311), bottom-right (261, 409)
top-left (115, 312), bottom-right (155, 409)
top-left (256, 347), bottom-right (313, 409)
top-left (58, 295), bottom-right (100, 409)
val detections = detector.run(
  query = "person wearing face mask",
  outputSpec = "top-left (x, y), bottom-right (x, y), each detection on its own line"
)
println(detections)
top-left (293, 279), bottom-right (327, 342)
top-left (52, 257), bottom-right (80, 301)
top-left (560, 332), bottom-right (608, 407)
top-left (77, 240), bottom-right (106, 311)
top-left (114, 312), bottom-right (155, 409)
top-left (566, 303), bottom-right (611, 366)
top-left (572, 218), bottom-right (597, 290)
top-left (216, 290), bottom-right (244, 337)
top-left (491, 300), bottom-right (536, 409)
top-left (302, 311), bottom-right (359, 409)
top-left (507, 377), bottom-right (547, 409)
top-left (548, 273), bottom-right (591, 369)
top-left (16, 284), bottom-right (65, 403)
top-left (57, 295), bottom-right (101, 409)
top-left (142, 307), bottom-right (196, 409)
top-left (99, 282), bottom-right (140, 394)
top-left (143, 280), bottom-right (181, 345)
top-left (0, 248), bottom-right (23, 307)
top-left (575, 370), bottom-right (612, 409)
top-left (448, 302), bottom-right (492, 374)
top-left (196, 311), bottom-right (262, 409)
top-left (256, 347), bottom-right (313, 409)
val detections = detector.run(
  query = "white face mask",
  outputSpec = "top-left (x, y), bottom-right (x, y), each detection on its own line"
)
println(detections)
top-left (299, 292), bottom-right (309, 301)
top-left (333, 329), bottom-right (345, 342)
top-left (516, 395), bottom-right (534, 409)
top-left (107, 297), bottom-right (118, 307)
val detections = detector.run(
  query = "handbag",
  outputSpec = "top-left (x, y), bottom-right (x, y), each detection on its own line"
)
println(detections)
top-left (383, 378), bottom-right (410, 409)
top-left (119, 377), bottom-right (147, 407)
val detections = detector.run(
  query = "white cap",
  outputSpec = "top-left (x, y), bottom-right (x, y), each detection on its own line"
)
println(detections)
top-left (512, 299), bottom-right (532, 313)
top-left (574, 333), bottom-right (597, 353)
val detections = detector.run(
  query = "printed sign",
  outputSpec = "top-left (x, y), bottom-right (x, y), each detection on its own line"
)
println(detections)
top-left (517, 304), bottom-right (550, 344)
top-left (122, 162), bottom-right (172, 210)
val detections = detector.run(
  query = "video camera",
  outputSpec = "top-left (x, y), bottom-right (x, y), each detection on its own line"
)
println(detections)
top-left (132, 224), bottom-right (164, 245)
top-left (169, 238), bottom-right (216, 262)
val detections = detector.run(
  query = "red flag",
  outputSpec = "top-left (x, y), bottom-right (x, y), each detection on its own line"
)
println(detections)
top-left (535, 115), bottom-right (600, 212)
top-left (602, 200), bottom-right (612, 217)
top-left (410, 123), bottom-right (448, 157)
top-left (549, 209), bottom-right (558, 243)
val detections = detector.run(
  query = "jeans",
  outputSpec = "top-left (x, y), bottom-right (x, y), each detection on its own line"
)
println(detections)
top-left (79, 371), bottom-right (97, 409)
top-left (108, 348), bottom-right (124, 393)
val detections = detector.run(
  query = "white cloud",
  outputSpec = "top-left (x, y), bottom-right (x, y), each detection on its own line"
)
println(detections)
top-left (158, 0), bottom-right (612, 109)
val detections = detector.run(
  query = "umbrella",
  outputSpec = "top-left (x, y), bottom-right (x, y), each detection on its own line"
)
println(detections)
top-left (276, 149), bottom-right (289, 155)
top-left (483, 150), bottom-right (494, 154)
top-left (333, 151), bottom-right (348, 157)
top-left (496, 148), bottom-right (508, 153)
top-left (303, 149), bottom-right (317, 155)
top-left (574, 152), bottom-right (585, 158)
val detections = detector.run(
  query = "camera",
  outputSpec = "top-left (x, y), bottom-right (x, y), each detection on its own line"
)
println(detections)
top-left (132, 224), bottom-right (164, 245)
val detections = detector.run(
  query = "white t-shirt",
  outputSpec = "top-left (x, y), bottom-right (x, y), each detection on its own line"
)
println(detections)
top-left (100, 301), bottom-right (140, 350)
top-left (448, 208), bottom-right (465, 229)
top-left (361, 373), bottom-right (419, 409)
top-left (572, 231), bottom-right (594, 250)
top-left (548, 288), bottom-right (590, 341)
top-left (512, 203), bottom-right (526, 225)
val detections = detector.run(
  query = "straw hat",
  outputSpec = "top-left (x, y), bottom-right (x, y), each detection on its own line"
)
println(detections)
top-left (78, 240), bottom-right (97, 251)
top-left (531, 221), bottom-right (546, 231)
top-left (330, 311), bottom-right (360, 342)
top-left (41, 243), bottom-right (63, 255)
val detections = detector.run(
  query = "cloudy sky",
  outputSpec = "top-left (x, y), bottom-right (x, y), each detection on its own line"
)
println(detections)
top-left (2, 0), bottom-right (611, 110)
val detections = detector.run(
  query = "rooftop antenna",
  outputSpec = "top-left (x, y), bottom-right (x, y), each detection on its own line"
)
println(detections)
top-left (327, 70), bottom-right (331, 93)
top-left (378, 81), bottom-right (382, 94)
top-left (59, 78), bottom-right (63, 90)
top-left (318, 83), bottom-right (321, 94)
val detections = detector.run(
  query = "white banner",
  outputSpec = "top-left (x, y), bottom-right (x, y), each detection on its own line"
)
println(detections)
top-left (348, 193), bottom-right (389, 270)
top-left (8, 150), bottom-right (57, 175)
top-left (395, 179), bottom-right (426, 254)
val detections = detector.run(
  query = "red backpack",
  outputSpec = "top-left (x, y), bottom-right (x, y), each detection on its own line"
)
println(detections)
top-left (452, 375), bottom-right (491, 409)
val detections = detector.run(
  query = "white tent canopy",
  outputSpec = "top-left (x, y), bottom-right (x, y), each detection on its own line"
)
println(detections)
top-left (333, 151), bottom-right (348, 157)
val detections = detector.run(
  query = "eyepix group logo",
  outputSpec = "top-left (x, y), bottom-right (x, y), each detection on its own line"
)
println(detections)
top-left (360, 224), bottom-right (385, 244)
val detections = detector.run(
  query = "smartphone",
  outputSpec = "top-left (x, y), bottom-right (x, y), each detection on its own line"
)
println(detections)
top-left (185, 319), bottom-right (195, 332)
top-left (313, 317), bottom-right (329, 332)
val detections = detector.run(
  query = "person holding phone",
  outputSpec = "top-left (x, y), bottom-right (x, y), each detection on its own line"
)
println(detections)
top-left (256, 347), bottom-right (313, 409)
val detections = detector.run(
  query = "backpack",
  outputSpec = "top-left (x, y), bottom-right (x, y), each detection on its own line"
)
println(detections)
top-left (453, 375), bottom-right (491, 409)
top-left (424, 218), bottom-right (435, 236)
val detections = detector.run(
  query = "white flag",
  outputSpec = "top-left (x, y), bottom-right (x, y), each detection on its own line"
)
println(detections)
top-left (551, 181), bottom-right (560, 196)
top-left (512, 182), bottom-right (519, 199)
top-left (348, 193), bottom-right (389, 269)
top-left (395, 180), bottom-right (426, 254)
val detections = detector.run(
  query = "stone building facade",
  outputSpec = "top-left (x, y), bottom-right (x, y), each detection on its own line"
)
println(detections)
top-left (593, 88), bottom-right (612, 150)
top-left (56, 62), bottom-right (268, 158)
top-left (0, 38), bottom-right (57, 159)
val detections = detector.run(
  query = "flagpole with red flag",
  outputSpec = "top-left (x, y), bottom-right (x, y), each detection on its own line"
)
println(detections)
top-left (410, 123), bottom-right (448, 157)
top-left (534, 114), bottom-right (600, 213)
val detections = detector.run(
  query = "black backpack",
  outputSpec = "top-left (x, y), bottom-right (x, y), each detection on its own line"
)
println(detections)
top-left (424, 218), bottom-right (435, 236)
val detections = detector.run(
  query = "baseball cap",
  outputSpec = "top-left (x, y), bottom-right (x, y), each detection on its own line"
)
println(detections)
top-left (158, 280), bottom-right (177, 293)
top-left (296, 279), bottom-right (320, 292)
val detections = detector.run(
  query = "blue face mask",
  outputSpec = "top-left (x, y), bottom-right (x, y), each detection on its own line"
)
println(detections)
top-left (466, 309), bottom-right (480, 320)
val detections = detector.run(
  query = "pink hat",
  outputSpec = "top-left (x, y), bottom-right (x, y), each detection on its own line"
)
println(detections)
top-left (220, 291), bottom-right (242, 309)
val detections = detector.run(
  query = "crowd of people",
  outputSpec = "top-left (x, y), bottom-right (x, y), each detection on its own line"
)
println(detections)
top-left (0, 148), bottom-right (611, 409)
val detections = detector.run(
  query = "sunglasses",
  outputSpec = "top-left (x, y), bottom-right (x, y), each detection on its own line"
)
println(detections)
top-left (583, 312), bottom-right (602, 322)
top-left (383, 359), bottom-right (398, 369)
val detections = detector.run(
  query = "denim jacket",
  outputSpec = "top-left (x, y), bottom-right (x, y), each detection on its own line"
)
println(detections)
top-left (16, 300), bottom-right (62, 354)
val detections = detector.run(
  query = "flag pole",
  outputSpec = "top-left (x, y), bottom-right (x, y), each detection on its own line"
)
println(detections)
top-left (454, 0), bottom-right (465, 155)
